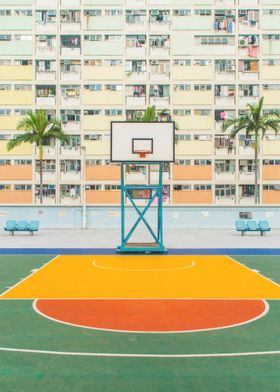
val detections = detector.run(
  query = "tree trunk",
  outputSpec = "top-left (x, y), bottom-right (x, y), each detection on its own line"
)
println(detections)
top-left (39, 144), bottom-right (43, 204)
top-left (254, 145), bottom-right (259, 205)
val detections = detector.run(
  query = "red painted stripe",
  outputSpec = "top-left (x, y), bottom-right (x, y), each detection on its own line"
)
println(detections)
top-left (36, 299), bottom-right (266, 332)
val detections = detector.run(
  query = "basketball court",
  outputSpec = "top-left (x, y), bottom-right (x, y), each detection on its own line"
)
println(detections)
top-left (0, 251), bottom-right (280, 391)
top-left (1, 123), bottom-right (280, 391)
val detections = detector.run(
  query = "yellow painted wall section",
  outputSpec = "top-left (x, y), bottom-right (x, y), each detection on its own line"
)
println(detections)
top-left (84, 115), bottom-right (123, 131)
top-left (173, 165), bottom-right (212, 180)
top-left (86, 165), bottom-right (120, 180)
top-left (0, 141), bottom-right (33, 156)
top-left (86, 190), bottom-right (121, 204)
top-left (263, 91), bottom-right (280, 105)
top-left (0, 165), bottom-right (32, 180)
top-left (0, 115), bottom-right (24, 130)
top-left (262, 166), bottom-right (280, 180)
top-left (0, 190), bottom-right (32, 204)
top-left (173, 190), bottom-right (213, 204)
top-left (262, 190), bottom-right (280, 204)
top-left (263, 66), bottom-right (280, 80)
top-left (0, 66), bottom-right (33, 80)
top-left (263, 140), bottom-right (280, 155)
top-left (175, 141), bottom-right (213, 156)
top-left (83, 66), bottom-right (123, 80)
top-left (173, 91), bottom-right (213, 105)
top-left (173, 65), bottom-right (213, 80)
top-left (83, 91), bottom-right (123, 105)
top-left (0, 91), bottom-right (33, 105)
top-left (84, 140), bottom-right (110, 155)
top-left (174, 115), bottom-right (212, 130)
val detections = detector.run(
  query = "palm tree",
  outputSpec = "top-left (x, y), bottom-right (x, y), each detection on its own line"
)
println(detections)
top-left (223, 97), bottom-right (280, 204)
top-left (7, 109), bottom-right (69, 204)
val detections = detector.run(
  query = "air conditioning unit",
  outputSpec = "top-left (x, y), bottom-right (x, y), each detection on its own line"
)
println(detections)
top-left (226, 10), bottom-right (233, 16)
top-left (239, 39), bottom-right (246, 46)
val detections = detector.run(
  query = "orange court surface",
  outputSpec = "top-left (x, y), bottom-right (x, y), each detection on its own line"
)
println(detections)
top-left (2, 254), bottom-right (280, 300)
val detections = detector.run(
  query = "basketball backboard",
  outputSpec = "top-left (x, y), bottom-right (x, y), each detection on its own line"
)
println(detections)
top-left (110, 121), bottom-right (175, 163)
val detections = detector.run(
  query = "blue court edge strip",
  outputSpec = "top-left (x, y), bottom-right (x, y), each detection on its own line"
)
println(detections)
top-left (0, 248), bottom-right (280, 255)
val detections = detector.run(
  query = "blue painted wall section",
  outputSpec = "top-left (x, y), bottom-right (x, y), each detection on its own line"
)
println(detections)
top-left (0, 206), bottom-right (279, 229)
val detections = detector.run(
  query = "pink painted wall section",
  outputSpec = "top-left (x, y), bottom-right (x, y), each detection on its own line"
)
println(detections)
top-left (0, 190), bottom-right (32, 204)
top-left (173, 165), bottom-right (212, 180)
top-left (85, 166), bottom-right (120, 181)
top-left (262, 191), bottom-right (280, 205)
top-left (86, 190), bottom-right (121, 204)
top-left (262, 166), bottom-right (280, 181)
top-left (0, 165), bottom-right (32, 180)
top-left (173, 190), bottom-right (213, 204)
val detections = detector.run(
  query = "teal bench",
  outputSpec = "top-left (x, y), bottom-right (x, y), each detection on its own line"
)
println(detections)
top-left (235, 220), bottom-right (271, 236)
top-left (4, 220), bottom-right (40, 236)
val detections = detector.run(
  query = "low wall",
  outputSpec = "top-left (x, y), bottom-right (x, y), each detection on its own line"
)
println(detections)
top-left (0, 205), bottom-right (280, 230)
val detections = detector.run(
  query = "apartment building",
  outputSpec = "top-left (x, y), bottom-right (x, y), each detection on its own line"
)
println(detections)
top-left (0, 0), bottom-right (280, 206)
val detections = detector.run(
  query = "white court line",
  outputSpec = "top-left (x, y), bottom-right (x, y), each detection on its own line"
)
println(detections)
top-left (32, 299), bottom-right (269, 335)
top-left (226, 255), bottom-right (280, 290)
top-left (0, 255), bottom-right (61, 298)
top-left (0, 346), bottom-right (279, 358)
top-left (92, 259), bottom-right (196, 272)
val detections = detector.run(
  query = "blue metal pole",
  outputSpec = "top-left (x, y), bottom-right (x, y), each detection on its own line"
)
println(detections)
top-left (121, 163), bottom-right (125, 246)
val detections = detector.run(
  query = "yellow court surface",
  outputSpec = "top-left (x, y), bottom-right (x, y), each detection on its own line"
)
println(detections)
top-left (1, 255), bottom-right (280, 299)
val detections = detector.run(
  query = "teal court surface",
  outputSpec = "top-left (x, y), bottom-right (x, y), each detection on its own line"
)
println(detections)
top-left (0, 249), bottom-right (280, 391)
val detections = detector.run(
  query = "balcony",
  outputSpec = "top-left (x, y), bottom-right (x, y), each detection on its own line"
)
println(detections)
top-left (35, 170), bottom-right (56, 181)
top-left (61, 120), bottom-right (80, 132)
top-left (61, 88), bottom-right (80, 106)
top-left (60, 186), bottom-right (81, 205)
top-left (215, 195), bottom-right (236, 205)
top-left (60, 145), bottom-right (81, 156)
top-left (61, 61), bottom-right (81, 81)
top-left (36, 37), bottom-right (56, 56)
top-left (35, 145), bottom-right (56, 157)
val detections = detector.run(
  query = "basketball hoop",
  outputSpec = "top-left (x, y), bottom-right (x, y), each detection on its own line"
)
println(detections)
top-left (134, 150), bottom-right (151, 159)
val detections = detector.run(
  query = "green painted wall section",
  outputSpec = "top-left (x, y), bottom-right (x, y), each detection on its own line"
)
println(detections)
top-left (0, 0), bottom-right (32, 4)
top-left (0, 41), bottom-right (32, 56)
top-left (0, 17), bottom-right (32, 30)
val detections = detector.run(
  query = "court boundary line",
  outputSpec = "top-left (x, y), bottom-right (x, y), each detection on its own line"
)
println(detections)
top-left (0, 255), bottom-right (61, 298)
top-left (92, 259), bottom-right (196, 272)
top-left (0, 248), bottom-right (280, 255)
top-left (0, 346), bottom-right (279, 358)
top-left (226, 255), bottom-right (280, 290)
top-left (33, 299), bottom-right (269, 334)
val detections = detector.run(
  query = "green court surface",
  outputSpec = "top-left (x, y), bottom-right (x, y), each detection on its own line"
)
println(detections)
top-left (0, 254), bottom-right (279, 392)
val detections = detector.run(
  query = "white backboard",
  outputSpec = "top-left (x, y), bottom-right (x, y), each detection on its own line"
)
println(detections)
top-left (110, 122), bottom-right (175, 163)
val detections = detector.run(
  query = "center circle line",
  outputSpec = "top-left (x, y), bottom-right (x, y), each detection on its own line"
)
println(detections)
top-left (92, 260), bottom-right (196, 272)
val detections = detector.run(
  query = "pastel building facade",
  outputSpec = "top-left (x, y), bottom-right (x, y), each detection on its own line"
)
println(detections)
top-left (0, 0), bottom-right (279, 206)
